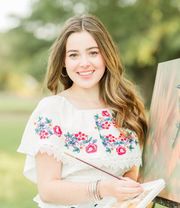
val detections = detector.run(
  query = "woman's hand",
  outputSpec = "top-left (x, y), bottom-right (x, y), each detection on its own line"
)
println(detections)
top-left (100, 177), bottom-right (143, 202)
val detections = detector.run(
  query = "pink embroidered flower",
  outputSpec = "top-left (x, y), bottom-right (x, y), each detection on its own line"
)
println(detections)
top-left (75, 132), bottom-right (87, 141)
top-left (64, 131), bottom-right (97, 153)
top-left (106, 134), bottom-right (115, 140)
top-left (53, 125), bottom-right (62, 137)
top-left (109, 139), bottom-right (115, 142)
top-left (86, 143), bottom-right (97, 153)
top-left (116, 146), bottom-right (126, 155)
top-left (102, 121), bottom-right (111, 129)
top-left (102, 110), bottom-right (110, 117)
top-left (39, 130), bottom-right (49, 139)
top-left (118, 132), bottom-right (127, 141)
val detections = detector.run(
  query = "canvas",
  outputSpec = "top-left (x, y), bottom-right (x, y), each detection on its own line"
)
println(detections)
top-left (140, 58), bottom-right (180, 203)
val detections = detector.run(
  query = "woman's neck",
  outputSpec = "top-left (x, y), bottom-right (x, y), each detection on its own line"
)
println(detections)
top-left (69, 85), bottom-right (101, 102)
top-left (61, 85), bottom-right (106, 109)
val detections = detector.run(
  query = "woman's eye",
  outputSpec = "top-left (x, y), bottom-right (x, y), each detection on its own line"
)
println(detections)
top-left (69, 53), bottom-right (78, 58)
top-left (89, 51), bottom-right (98, 56)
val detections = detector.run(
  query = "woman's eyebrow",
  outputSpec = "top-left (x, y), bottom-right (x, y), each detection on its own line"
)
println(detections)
top-left (66, 49), bottom-right (78, 53)
top-left (66, 47), bottom-right (99, 53)
top-left (87, 46), bottom-right (99, 51)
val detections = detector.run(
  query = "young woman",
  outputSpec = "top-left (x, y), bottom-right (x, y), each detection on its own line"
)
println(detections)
top-left (18, 14), bottom-right (148, 208)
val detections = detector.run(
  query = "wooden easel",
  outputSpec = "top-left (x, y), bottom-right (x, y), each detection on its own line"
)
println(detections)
top-left (152, 196), bottom-right (180, 208)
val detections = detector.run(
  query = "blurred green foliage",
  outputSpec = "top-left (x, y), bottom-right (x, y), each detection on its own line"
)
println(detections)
top-left (0, 0), bottom-right (180, 105)
top-left (0, 95), bottom-right (39, 208)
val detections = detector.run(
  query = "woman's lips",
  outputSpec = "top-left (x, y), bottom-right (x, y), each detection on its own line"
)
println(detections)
top-left (77, 70), bottom-right (95, 76)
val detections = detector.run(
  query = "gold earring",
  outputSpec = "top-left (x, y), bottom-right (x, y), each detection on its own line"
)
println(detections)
top-left (61, 68), bottom-right (68, 77)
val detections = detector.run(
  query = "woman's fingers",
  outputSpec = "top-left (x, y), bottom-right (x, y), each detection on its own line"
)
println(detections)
top-left (116, 185), bottom-right (143, 198)
top-left (116, 186), bottom-right (143, 201)
top-left (119, 186), bottom-right (143, 193)
top-left (118, 179), bottom-right (141, 188)
top-left (114, 178), bottom-right (144, 201)
top-left (101, 177), bottom-right (144, 201)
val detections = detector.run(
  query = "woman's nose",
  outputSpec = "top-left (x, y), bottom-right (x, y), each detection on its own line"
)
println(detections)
top-left (79, 55), bottom-right (90, 68)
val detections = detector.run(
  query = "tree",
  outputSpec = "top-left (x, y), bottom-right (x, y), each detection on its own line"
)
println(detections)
top-left (0, 0), bottom-right (179, 105)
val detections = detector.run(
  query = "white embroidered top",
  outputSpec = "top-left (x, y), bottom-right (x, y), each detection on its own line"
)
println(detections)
top-left (17, 95), bottom-right (142, 208)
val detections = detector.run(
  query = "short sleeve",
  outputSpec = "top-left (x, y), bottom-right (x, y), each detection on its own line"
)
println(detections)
top-left (17, 97), bottom-right (64, 183)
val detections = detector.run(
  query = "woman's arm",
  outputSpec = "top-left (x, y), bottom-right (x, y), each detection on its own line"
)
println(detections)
top-left (36, 152), bottom-right (143, 205)
top-left (36, 152), bottom-right (90, 205)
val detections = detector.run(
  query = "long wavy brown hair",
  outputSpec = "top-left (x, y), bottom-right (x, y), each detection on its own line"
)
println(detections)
top-left (46, 14), bottom-right (148, 145)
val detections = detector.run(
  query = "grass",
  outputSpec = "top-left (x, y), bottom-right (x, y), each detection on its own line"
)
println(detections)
top-left (0, 94), bottom-right (38, 208)
top-left (0, 152), bottom-right (36, 208)
top-left (0, 93), bottom-right (166, 208)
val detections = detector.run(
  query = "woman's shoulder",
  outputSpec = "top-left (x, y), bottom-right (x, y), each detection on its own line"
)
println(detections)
top-left (35, 94), bottom-right (65, 113)
top-left (38, 90), bottom-right (69, 105)
top-left (38, 94), bottom-right (62, 105)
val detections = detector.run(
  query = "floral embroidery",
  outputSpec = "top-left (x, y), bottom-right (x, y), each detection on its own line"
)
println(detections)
top-left (116, 146), bottom-right (126, 155)
top-left (94, 111), bottom-right (139, 156)
top-left (86, 143), bottom-right (97, 153)
top-left (64, 131), bottom-right (97, 153)
top-left (34, 116), bottom-right (62, 139)
top-left (102, 110), bottom-right (111, 117)
top-left (33, 112), bottom-right (139, 157)
top-left (94, 110), bottom-right (114, 130)
top-left (53, 125), bottom-right (62, 137)
top-left (100, 129), bottom-right (138, 155)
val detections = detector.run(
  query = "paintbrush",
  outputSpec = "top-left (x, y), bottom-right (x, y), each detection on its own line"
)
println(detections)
top-left (64, 152), bottom-right (123, 180)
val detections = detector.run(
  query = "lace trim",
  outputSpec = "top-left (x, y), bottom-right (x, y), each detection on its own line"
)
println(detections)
top-left (36, 143), bottom-right (65, 162)
top-left (35, 144), bottom-right (141, 172)
top-left (85, 154), bottom-right (142, 171)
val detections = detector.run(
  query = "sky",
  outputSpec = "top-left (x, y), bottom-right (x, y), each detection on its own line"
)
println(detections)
top-left (0, 0), bottom-right (32, 32)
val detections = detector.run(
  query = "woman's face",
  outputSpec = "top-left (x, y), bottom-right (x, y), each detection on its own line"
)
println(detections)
top-left (64, 31), bottom-right (106, 90)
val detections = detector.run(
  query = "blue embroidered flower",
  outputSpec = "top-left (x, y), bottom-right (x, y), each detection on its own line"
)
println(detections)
top-left (94, 110), bottom-right (113, 130)
top-left (100, 130), bottom-right (138, 155)
top-left (64, 131), bottom-right (97, 153)
top-left (34, 116), bottom-right (62, 139)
